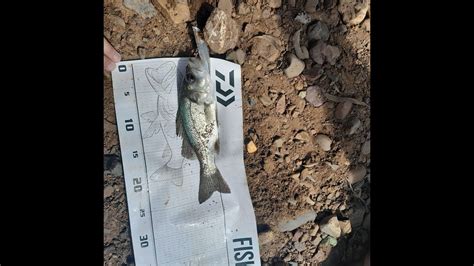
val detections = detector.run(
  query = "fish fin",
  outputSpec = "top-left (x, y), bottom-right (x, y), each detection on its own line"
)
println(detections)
top-left (181, 134), bottom-right (196, 160)
top-left (214, 139), bottom-right (220, 154)
top-left (180, 134), bottom-right (196, 160)
top-left (198, 166), bottom-right (231, 204)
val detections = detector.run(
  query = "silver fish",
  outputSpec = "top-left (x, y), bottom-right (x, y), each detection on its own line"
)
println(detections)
top-left (176, 26), bottom-right (231, 204)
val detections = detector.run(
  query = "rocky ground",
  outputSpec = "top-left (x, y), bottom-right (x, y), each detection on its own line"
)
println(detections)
top-left (104, 0), bottom-right (370, 265)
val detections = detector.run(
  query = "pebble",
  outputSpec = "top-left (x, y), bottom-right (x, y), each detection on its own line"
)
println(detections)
top-left (349, 118), bottom-right (362, 135)
top-left (204, 8), bottom-right (240, 54)
top-left (252, 35), bottom-right (281, 62)
top-left (298, 91), bottom-right (307, 99)
top-left (307, 21), bottom-right (329, 41)
top-left (153, 0), bottom-right (190, 23)
top-left (284, 53), bottom-right (305, 78)
top-left (315, 134), bottom-right (332, 151)
top-left (294, 242), bottom-right (306, 252)
top-left (259, 95), bottom-right (273, 106)
top-left (295, 131), bottom-right (312, 143)
top-left (123, 0), bottom-right (157, 19)
top-left (310, 224), bottom-right (319, 236)
top-left (339, 220), bottom-right (352, 235)
top-left (335, 101), bottom-right (353, 120)
top-left (276, 95), bottom-right (286, 114)
top-left (247, 141), bottom-right (258, 154)
top-left (104, 186), bottom-right (114, 198)
top-left (347, 165), bottom-right (367, 184)
top-left (238, 2), bottom-right (250, 15)
top-left (276, 209), bottom-right (317, 232)
top-left (304, 0), bottom-right (319, 13)
top-left (305, 85), bottom-right (325, 107)
top-left (361, 140), bottom-right (370, 155)
top-left (320, 215), bottom-right (341, 238)
top-left (268, 0), bottom-right (282, 8)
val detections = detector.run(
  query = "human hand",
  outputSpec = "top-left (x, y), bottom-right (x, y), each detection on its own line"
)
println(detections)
top-left (104, 38), bottom-right (121, 72)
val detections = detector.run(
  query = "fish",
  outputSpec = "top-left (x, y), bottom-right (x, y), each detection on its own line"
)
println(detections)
top-left (176, 26), bottom-right (231, 204)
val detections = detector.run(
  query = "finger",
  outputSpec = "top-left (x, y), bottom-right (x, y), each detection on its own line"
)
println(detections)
top-left (104, 38), bottom-right (121, 62)
top-left (104, 56), bottom-right (117, 72)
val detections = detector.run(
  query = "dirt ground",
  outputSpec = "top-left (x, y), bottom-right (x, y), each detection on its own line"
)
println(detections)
top-left (104, 0), bottom-right (370, 265)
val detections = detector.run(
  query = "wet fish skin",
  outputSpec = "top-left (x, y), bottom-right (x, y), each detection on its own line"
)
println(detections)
top-left (176, 27), bottom-right (231, 204)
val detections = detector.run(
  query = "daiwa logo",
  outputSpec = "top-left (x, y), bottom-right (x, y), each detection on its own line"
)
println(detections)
top-left (215, 70), bottom-right (235, 107)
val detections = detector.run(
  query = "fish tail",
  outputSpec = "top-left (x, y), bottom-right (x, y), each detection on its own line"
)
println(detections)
top-left (198, 166), bottom-right (231, 204)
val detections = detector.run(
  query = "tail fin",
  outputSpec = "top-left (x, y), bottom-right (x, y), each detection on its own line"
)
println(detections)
top-left (198, 167), bottom-right (231, 204)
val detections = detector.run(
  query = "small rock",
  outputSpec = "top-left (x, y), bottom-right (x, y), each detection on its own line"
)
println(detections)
top-left (347, 165), bottom-right (366, 184)
top-left (295, 12), bottom-right (312, 24)
top-left (237, 2), bottom-right (250, 15)
top-left (310, 224), bottom-right (319, 236)
top-left (123, 0), bottom-right (157, 19)
top-left (338, 0), bottom-right (369, 26)
top-left (284, 53), bottom-right (305, 78)
top-left (321, 235), bottom-right (338, 246)
top-left (276, 209), bottom-right (317, 232)
top-left (307, 21), bottom-right (329, 41)
top-left (267, 0), bottom-right (282, 8)
top-left (305, 0), bottom-right (319, 13)
top-left (276, 95), bottom-right (286, 114)
top-left (310, 41), bottom-right (341, 65)
top-left (258, 231), bottom-right (274, 245)
top-left (295, 131), bottom-right (312, 143)
top-left (294, 242), bottom-right (306, 252)
top-left (309, 41), bottom-right (326, 65)
top-left (251, 35), bottom-right (282, 62)
top-left (312, 234), bottom-right (322, 246)
top-left (262, 7), bottom-right (272, 18)
top-left (204, 8), bottom-right (239, 54)
top-left (292, 230), bottom-right (304, 241)
top-left (298, 91), bottom-right (307, 99)
top-left (339, 220), bottom-right (352, 235)
top-left (152, 0), bottom-right (190, 23)
top-left (295, 80), bottom-right (305, 91)
top-left (301, 233), bottom-right (310, 242)
top-left (273, 138), bottom-right (285, 148)
top-left (230, 50), bottom-right (246, 65)
top-left (361, 140), bottom-right (370, 155)
top-left (296, 254), bottom-right (304, 262)
top-left (106, 14), bottom-right (126, 28)
top-left (315, 134), bottom-right (332, 151)
top-left (335, 101), bottom-right (353, 120)
top-left (218, 0), bottom-right (234, 14)
top-left (292, 29), bottom-right (310, 60)
top-left (324, 45), bottom-right (341, 65)
top-left (362, 18), bottom-right (370, 31)
top-left (288, 262), bottom-right (298, 266)
top-left (320, 215), bottom-right (341, 238)
top-left (306, 197), bottom-right (316, 205)
top-left (247, 141), bottom-right (258, 154)
top-left (104, 186), bottom-right (114, 198)
top-left (349, 118), bottom-right (362, 135)
top-left (313, 248), bottom-right (328, 262)
top-left (256, 64), bottom-right (263, 71)
top-left (259, 95), bottom-right (273, 106)
top-left (283, 254), bottom-right (292, 262)
top-left (305, 85), bottom-right (325, 107)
